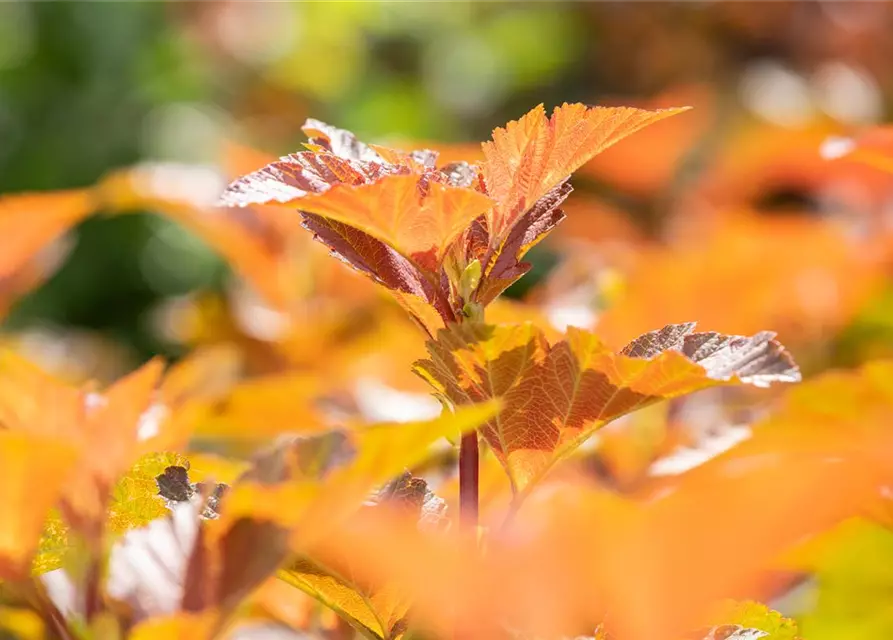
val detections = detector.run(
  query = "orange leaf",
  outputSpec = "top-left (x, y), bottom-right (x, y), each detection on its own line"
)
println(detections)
top-left (482, 103), bottom-right (690, 239)
top-left (0, 352), bottom-right (202, 527)
top-left (129, 612), bottom-right (218, 640)
top-left (194, 372), bottom-right (328, 442)
top-left (0, 190), bottom-right (94, 279)
top-left (311, 394), bottom-right (892, 640)
top-left (0, 432), bottom-right (78, 579)
top-left (297, 174), bottom-right (493, 271)
top-left (595, 214), bottom-right (884, 348)
top-left (415, 322), bottom-right (798, 495)
top-left (98, 165), bottom-right (299, 309)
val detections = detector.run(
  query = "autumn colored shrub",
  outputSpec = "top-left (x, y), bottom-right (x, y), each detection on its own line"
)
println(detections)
top-left (2, 101), bottom-right (893, 640)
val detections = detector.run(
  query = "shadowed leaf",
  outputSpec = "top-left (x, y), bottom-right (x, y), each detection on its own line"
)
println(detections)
top-left (476, 181), bottom-right (572, 305)
top-left (301, 213), bottom-right (454, 332)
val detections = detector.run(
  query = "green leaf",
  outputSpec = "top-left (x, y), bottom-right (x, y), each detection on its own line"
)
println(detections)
top-left (799, 519), bottom-right (893, 640)
top-left (711, 601), bottom-right (800, 639)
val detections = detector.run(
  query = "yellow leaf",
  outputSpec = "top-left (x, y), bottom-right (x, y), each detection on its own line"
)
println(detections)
top-left (280, 560), bottom-right (407, 640)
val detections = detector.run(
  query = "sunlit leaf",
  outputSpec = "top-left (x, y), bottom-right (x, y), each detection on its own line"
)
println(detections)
top-left (481, 103), bottom-right (690, 240)
top-left (280, 559), bottom-right (408, 640)
top-left (415, 322), bottom-right (798, 494)
top-left (107, 452), bottom-right (190, 533)
top-left (296, 174), bottom-right (493, 272)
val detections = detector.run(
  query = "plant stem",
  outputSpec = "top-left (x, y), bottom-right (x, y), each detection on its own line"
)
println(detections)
top-left (458, 430), bottom-right (479, 532)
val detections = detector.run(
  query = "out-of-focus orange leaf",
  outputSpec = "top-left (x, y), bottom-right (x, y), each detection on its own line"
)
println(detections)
top-left (0, 432), bottom-right (78, 580)
top-left (0, 190), bottom-right (93, 317)
top-left (0, 190), bottom-right (94, 280)
top-left (595, 214), bottom-right (885, 350)
top-left (160, 345), bottom-right (244, 407)
top-left (279, 473), bottom-right (445, 640)
top-left (481, 103), bottom-right (691, 240)
top-left (244, 576), bottom-right (314, 631)
top-left (221, 400), bottom-right (499, 548)
top-left (129, 612), bottom-right (218, 640)
top-left (98, 164), bottom-right (302, 310)
top-left (415, 322), bottom-right (798, 495)
top-left (0, 351), bottom-right (205, 529)
top-left (296, 174), bottom-right (493, 271)
top-left (314, 363), bottom-right (893, 640)
top-left (550, 194), bottom-right (646, 248)
top-left (195, 372), bottom-right (327, 443)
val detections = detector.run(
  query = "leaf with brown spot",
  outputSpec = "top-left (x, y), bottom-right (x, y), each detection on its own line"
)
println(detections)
top-left (414, 322), bottom-right (798, 495)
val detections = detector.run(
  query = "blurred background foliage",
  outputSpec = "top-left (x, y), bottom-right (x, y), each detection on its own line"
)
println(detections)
top-left (2, 1), bottom-right (893, 367)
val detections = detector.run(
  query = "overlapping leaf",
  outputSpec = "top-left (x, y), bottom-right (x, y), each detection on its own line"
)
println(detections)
top-left (220, 400), bottom-right (498, 547)
top-left (415, 322), bottom-right (798, 494)
top-left (311, 384), bottom-right (893, 640)
top-left (280, 473), bottom-right (445, 640)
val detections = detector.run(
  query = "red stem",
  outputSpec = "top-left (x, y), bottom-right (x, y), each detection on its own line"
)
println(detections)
top-left (459, 431), bottom-right (479, 531)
